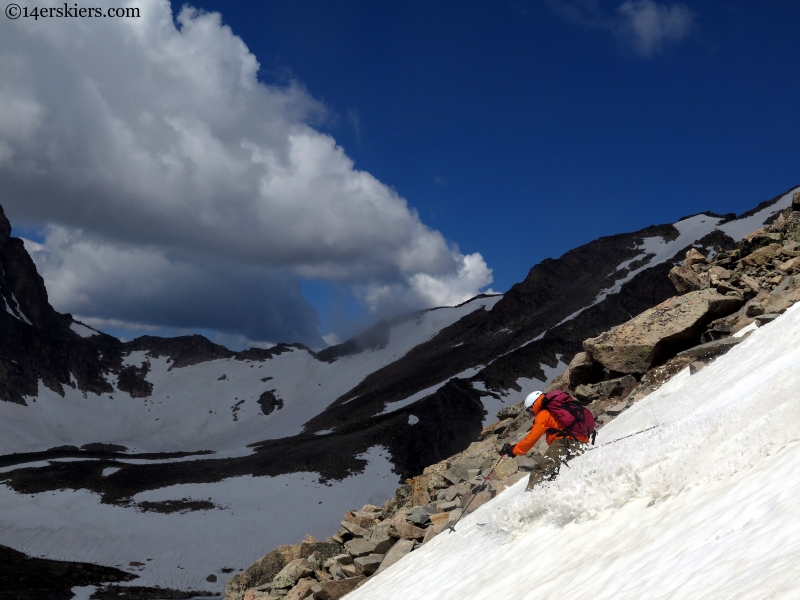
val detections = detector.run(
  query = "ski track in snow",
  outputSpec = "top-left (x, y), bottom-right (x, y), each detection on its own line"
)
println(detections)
top-left (349, 301), bottom-right (800, 600)
top-left (1, 446), bottom-right (399, 594)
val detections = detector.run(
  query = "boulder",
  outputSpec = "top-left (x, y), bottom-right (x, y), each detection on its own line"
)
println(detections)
top-left (322, 554), bottom-right (353, 570)
top-left (542, 368), bottom-right (570, 393)
top-left (411, 475), bottom-right (430, 507)
top-left (777, 256), bottom-right (800, 273)
top-left (573, 375), bottom-right (637, 403)
top-left (226, 544), bottom-right (302, 600)
top-left (565, 351), bottom-right (604, 387)
top-left (339, 520), bottom-right (369, 538)
top-left (243, 590), bottom-right (274, 600)
top-left (763, 286), bottom-right (800, 314)
top-left (462, 489), bottom-right (492, 515)
top-left (310, 576), bottom-right (366, 600)
top-left (755, 313), bottom-right (781, 325)
top-left (685, 248), bottom-right (707, 268)
top-left (490, 455), bottom-right (518, 480)
top-left (443, 481), bottom-right (471, 502)
top-left (583, 289), bottom-right (743, 374)
top-left (793, 191), bottom-right (800, 212)
top-left (405, 505), bottom-right (434, 526)
top-left (373, 536), bottom-right (395, 555)
top-left (272, 559), bottom-right (312, 589)
top-left (708, 265), bottom-right (732, 280)
top-left (496, 471), bottom-right (528, 494)
top-left (373, 539), bottom-right (415, 576)
top-left (514, 455), bottom-right (538, 471)
top-left (353, 554), bottom-right (383, 576)
top-left (367, 521), bottom-right (392, 543)
top-left (285, 578), bottom-right (317, 600)
top-left (344, 511), bottom-right (375, 529)
top-left (388, 521), bottom-right (426, 540)
top-left (496, 403), bottom-right (523, 420)
top-left (432, 499), bottom-right (459, 512)
top-left (742, 243), bottom-right (784, 267)
top-left (668, 265), bottom-right (701, 294)
top-left (740, 228), bottom-right (782, 257)
top-left (344, 538), bottom-right (377, 557)
top-left (305, 543), bottom-right (345, 572)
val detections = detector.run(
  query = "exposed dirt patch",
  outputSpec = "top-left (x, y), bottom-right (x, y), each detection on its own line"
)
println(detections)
top-left (257, 390), bottom-right (283, 415)
top-left (136, 499), bottom-right (218, 514)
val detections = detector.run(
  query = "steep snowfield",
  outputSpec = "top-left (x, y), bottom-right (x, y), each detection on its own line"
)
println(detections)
top-left (0, 447), bottom-right (399, 594)
top-left (351, 301), bottom-right (800, 600)
top-left (0, 295), bottom-right (501, 455)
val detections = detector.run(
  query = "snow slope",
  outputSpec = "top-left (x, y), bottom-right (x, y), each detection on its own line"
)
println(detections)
top-left (350, 301), bottom-right (800, 600)
top-left (0, 295), bottom-right (501, 455)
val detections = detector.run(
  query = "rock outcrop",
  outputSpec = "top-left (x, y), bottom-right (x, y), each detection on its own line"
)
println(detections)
top-left (583, 290), bottom-right (743, 374)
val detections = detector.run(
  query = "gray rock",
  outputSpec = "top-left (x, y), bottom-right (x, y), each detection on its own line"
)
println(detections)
top-left (373, 536), bottom-right (395, 554)
top-left (771, 276), bottom-right (793, 295)
top-left (745, 301), bottom-right (765, 317)
top-left (405, 506), bottom-right (432, 526)
top-left (388, 521), bottom-right (426, 540)
top-left (514, 455), bottom-right (538, 471)
top-left (689, 359), bottom-right (713, 375)
top-left (340, 520), bottom-right (369, 537)
top-left (756, 313), bottom-right (781, 325)
top-left (441, 465), bottom-right (468, 485)
top-left (443, 481), bottom-right (471, 502)
top-left (310, 576), bottom-right (366, 600)
top-left (676, 336), bottom-right (744, 360)
top-left (322, 554), bottom-right (353, 570)
top-left (432, 499), bottom-right (459, 512)
top-left (272, 558), bottom-right (311, 589)
top-left (373, 539), bottom-right (415, 576)
top-left (344, 538), bottom-right (377, 558)
top-left (353, 554), bottom-right (384, 576)
top-left (496, 403), bottom-right (523, 420)
top-left (574, 375), bottom-right (637, 403)
top-left (605, 400), bottom-right (629, 416)
top-left (566, 351), bottom-right (604, 387)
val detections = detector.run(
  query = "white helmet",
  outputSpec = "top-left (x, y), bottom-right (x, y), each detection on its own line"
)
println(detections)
top-left (524, 391), bottom-right (543, 410)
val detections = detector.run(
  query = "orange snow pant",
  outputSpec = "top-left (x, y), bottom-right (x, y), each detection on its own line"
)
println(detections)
top-left (525, 438), bottom-right (587, 492)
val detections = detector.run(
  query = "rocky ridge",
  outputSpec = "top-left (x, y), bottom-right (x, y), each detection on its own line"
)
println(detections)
top-left (226, 198), bottom-right (800, 600)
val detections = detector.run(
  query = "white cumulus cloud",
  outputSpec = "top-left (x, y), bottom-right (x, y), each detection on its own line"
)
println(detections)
top-left (0, 0), bottom-right (493, 344)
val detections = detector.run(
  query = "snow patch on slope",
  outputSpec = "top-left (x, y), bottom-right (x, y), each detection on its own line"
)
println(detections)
top-left (70, 321), bottom-right (99, 338)
top-left (719, 187), bottom-right (798, 241)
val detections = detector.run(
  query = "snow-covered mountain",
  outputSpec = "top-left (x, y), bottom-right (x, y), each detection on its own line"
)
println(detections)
top-left (0, 185), bottom-right (797, 596)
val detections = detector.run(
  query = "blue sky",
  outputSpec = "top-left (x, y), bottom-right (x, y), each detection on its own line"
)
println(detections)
top-left (179, 0), bottom-right (800, 331)
top-left (1, 0), bottom-right (798, 347)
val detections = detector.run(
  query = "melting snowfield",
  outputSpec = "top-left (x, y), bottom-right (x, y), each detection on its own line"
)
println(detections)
top-left (0, 446), bottom-right (399, 594)
top-left (351, 302), bottom-right (800, 600)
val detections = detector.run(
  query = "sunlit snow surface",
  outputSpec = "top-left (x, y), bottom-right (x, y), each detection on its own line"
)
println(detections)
top-left (350, 302), bottom-right (800, 600)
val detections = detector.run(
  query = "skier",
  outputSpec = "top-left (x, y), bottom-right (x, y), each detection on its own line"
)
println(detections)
top-left (501, 390), bottom-right (595, 492)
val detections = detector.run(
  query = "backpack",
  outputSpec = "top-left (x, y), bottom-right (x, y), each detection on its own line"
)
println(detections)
top-left (541, 390), bottom-right (597, 444)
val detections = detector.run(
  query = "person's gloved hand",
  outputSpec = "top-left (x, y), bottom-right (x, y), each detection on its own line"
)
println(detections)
top-left (500, 442), bottom-right (515, 457)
